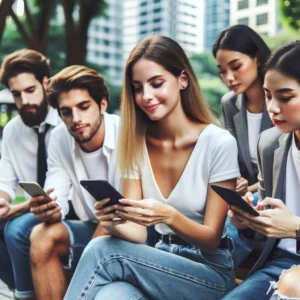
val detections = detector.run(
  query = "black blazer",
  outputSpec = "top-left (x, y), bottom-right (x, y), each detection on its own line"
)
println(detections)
top-left (248, 127), bottom-right (292, 275)
top-left (221, 91), bottom-right (273, 185)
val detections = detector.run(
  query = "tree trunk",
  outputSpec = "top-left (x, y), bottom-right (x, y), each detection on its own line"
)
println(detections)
top-left (0, 0), bottom-right (15, 46)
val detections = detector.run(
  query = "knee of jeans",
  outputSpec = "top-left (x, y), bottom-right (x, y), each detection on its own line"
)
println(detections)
top-left (269, 266), bottom-right (300, 299)
top-left (5, 217), bottom-right (29, 246)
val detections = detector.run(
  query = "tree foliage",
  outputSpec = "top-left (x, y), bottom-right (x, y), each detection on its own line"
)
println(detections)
top-left (0, 0), bottom-right (106, 64)
top-left (279, 0), bottom-right (300, 32)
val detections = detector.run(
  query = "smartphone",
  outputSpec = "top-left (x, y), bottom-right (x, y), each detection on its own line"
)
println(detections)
top-left (80, 180), bottom-right (125, 208)
top-left (210, 184), bottom-right (259, 216)
top-left (19, 181), bottom-right (52, 203)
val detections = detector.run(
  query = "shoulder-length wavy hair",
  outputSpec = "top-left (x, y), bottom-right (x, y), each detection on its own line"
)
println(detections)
top-left (118, 35), bottom-right (217, 176)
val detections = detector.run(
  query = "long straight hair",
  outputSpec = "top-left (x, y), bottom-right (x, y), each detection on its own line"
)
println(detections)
top-left (213, 25), bottom-right (271, 80)
top-left (118, 35), bottom-right (217, 177)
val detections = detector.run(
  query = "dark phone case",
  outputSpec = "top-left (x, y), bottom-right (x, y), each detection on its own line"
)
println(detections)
top-left (210, 184), bottom-right (259, 216)
top-left (80, 180), bottom-right (124, 208)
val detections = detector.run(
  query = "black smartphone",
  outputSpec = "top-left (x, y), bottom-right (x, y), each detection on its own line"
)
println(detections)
top-left (210, 184), bottom-right (259, 216)
top-left (80, 180), bottom-right (124, 208)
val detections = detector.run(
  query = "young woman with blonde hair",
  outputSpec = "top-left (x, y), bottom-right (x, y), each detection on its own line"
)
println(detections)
top-left (65, 35), bottom-right (240, 300)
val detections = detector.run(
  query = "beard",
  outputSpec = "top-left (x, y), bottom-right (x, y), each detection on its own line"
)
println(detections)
top-left (70, 114), bottom-right (102, 144)
top-left (18, 89), bottom-right (48, 127)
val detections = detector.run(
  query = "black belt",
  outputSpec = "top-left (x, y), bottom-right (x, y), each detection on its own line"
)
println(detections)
top-left (161, 234), bottom-right (230, 249)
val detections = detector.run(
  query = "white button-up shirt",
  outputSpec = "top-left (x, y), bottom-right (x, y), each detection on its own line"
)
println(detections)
top-left (0, 107), bottom-right (61, 201)
top-left (44, 112), bottom-right (121, 221)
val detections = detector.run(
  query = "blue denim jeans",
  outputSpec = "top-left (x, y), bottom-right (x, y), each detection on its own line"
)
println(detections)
top-left (5, 212), bottom-right (41, 298)
top-left (222, 249), bottom-right (300, 300)
top-left (65, 236), bottom-right (235, 300)
top-left (225, 218), bottom-right (254, 268)
top-left (4, 213), bottom-right (96, 299)
top-left (0, 221), bottom-right (15, 290)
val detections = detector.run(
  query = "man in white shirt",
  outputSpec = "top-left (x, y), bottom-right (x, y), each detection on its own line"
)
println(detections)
top-left (0, 49), bottom-right (60, 297)
top-left (23, 65), bottom-right (120, 300)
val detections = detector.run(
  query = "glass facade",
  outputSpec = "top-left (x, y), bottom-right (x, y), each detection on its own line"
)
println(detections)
top-left (204, 0), bottom-right (230, 51)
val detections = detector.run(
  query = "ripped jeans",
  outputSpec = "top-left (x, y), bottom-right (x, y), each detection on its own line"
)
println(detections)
top-left (222, 249), bottom-right (300, 300)
top-left (269, 265), bottom-right (300, 300)
top-left (65, 236), bottom-right (235, 300)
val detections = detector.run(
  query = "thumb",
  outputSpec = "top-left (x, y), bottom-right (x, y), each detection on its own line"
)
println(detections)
top-left (243, 192), bottom-right (254, 204)
top-left (0, 198), bottom-right (7, 207)
top-left (257, 197), bottom-right (283, 209)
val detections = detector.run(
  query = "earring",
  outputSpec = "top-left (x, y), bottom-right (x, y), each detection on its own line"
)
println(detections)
top-left (181, 85), bottom-right (187, 90)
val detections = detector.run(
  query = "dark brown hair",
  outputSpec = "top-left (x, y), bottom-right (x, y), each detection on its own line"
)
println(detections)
top-left (0, 49), bottom-right (51, 88)
top-left (47, 65), bottom-right (109, 108)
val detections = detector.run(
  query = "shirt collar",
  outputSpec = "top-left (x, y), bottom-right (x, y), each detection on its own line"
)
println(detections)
top-left (35, 107), bottom-right (61, 132)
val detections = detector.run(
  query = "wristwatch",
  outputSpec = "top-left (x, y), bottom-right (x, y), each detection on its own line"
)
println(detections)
top-left (296, 225), bottom-right (300, 254)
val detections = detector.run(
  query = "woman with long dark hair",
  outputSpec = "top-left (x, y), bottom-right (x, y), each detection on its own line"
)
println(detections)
top-left (224, 41), bottom-right (300, 300)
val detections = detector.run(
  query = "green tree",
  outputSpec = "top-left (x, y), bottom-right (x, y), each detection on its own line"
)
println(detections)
top-left (263, 28), bottom-right (300, 51)
top-left (189, 52), bottom-right (220, 78)
top-left (279, 0), bottom-right (300, 32)
top-left (0, 0), bottom-right (107, 64)
top-left (190, 52), bottom-right (227, 118)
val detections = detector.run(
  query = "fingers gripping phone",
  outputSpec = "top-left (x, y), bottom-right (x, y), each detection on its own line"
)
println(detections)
top-left (210, 184), bottom-right (259, 216)
top-left (80, 180), bottom-right (125, 208)
top-left (19, 181), bottom-right (52, 204)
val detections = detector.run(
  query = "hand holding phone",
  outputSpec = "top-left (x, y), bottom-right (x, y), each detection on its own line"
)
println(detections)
top-left (80, 180), bottom-right (125, 208)
top-left (80, 180), bottom-right (126, 224)
top-left (19, 181), bottom-right (60, 222)
top-left (19, 181), bottom-right (52, 203)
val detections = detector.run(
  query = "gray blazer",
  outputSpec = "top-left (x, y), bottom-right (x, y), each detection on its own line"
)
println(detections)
top-left (248, 127), bottom-right (292, 275)
top-left (221, 91), bottom-right (273, 185)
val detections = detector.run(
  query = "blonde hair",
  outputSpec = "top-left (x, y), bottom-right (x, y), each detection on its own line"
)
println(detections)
top-left (118, 35), bottom-right (217, 176)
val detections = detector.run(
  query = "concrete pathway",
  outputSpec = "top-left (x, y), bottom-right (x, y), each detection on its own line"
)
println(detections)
top-left (0, 280), bottom-right (13, 299)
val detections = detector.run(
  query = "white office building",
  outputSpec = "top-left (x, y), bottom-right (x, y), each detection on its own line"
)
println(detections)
top-left (123, 0), bottom-right (204, 59)
top-left (86, 0), bottom-right (124, 84)
top-left (87, 0), bottom-right (204, 84)
top-left (230, 0), bottom-right (280, 36)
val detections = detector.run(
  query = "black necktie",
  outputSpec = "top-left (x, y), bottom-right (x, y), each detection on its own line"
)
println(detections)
top-left (34, 124), bottom-right (50, 187)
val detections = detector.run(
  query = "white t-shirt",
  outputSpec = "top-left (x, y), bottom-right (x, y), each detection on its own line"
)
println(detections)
top-left (246, 110), bottom-right (263, 165)
top-left (79, 147), bottom-right (108, 180)
top-left (277, 134), bottom-right (300, 255)
top-left (132, 124), bottom-right (240, 235)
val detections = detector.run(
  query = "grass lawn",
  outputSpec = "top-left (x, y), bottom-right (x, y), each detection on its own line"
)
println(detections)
top-left (12, 195), bottom-right (25, 204)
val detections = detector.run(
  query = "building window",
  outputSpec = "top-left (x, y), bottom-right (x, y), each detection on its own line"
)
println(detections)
top-left (238, 17), bottom-right (249, 26)
top-left (104, 40), bottom-right (110, 46)
top-left (140, 11), bottom-right (147, 16)
top-left (256, 13), bottom-right (268, 25)
top-left (140, 20), bottom-right (147, 26)
top-left (104, 53), bottom-right (110, 59)
top-left (153, 18), bottom-right (161, 23)
top-left (238, 0), bottom-right (249, 10)
top-left (153, 7), bottom-right (162, 13)
top-left (140, 1), bottom-right (147, 7)
top-left (104, 27), bottom-right (110, 33)
top-left (153, 0), bottom-right (161, 3)
top-left (257, 0), bottom-right (268, 5)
